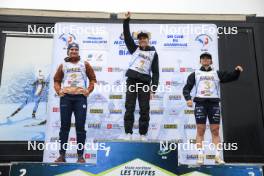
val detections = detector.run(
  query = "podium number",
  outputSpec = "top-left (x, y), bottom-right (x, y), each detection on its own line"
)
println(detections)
top-left (19, 169), bottom-right (27, 176)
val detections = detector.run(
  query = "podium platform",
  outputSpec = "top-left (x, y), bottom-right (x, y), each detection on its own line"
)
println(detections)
top-left (5, 142), bottom-right (264, 176)
top-left (8, 162), bottom-right (263, 176)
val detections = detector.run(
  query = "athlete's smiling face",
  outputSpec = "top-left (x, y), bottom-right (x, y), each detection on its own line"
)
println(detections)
top-left (68, 47), bottom-right (79, 58)
top-left (138, 37), bottom-right (149, 48)
top-left (200, 57), bottom-right (212, 67)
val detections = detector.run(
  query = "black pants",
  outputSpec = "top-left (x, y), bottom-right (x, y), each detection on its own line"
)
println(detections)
top-left (59, 94), bottom-right (87, 156)
top-left (124, 78), bottom-right (151, 135)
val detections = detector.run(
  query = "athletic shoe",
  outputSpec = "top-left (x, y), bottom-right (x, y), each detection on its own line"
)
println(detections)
top-left (54, 155), bottom-right (66, 163)
top-left (140, 135), bottom-right (148, 142)
top-left (77, 156), bottom-right (86, 163)
top-left (197, 154), bottom-right (204, 165)
top-left (215, 155), bottom-right (225, 165)
top-left (122, 133), bottom-right (132, 141)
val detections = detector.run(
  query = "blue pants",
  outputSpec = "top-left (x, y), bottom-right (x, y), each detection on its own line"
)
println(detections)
top-left (18, 95), bottom-right (41, 113)
top-left (33, 96), bottom-right (41, 113)
top-left (59, 94), bottom-right (87, 156)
